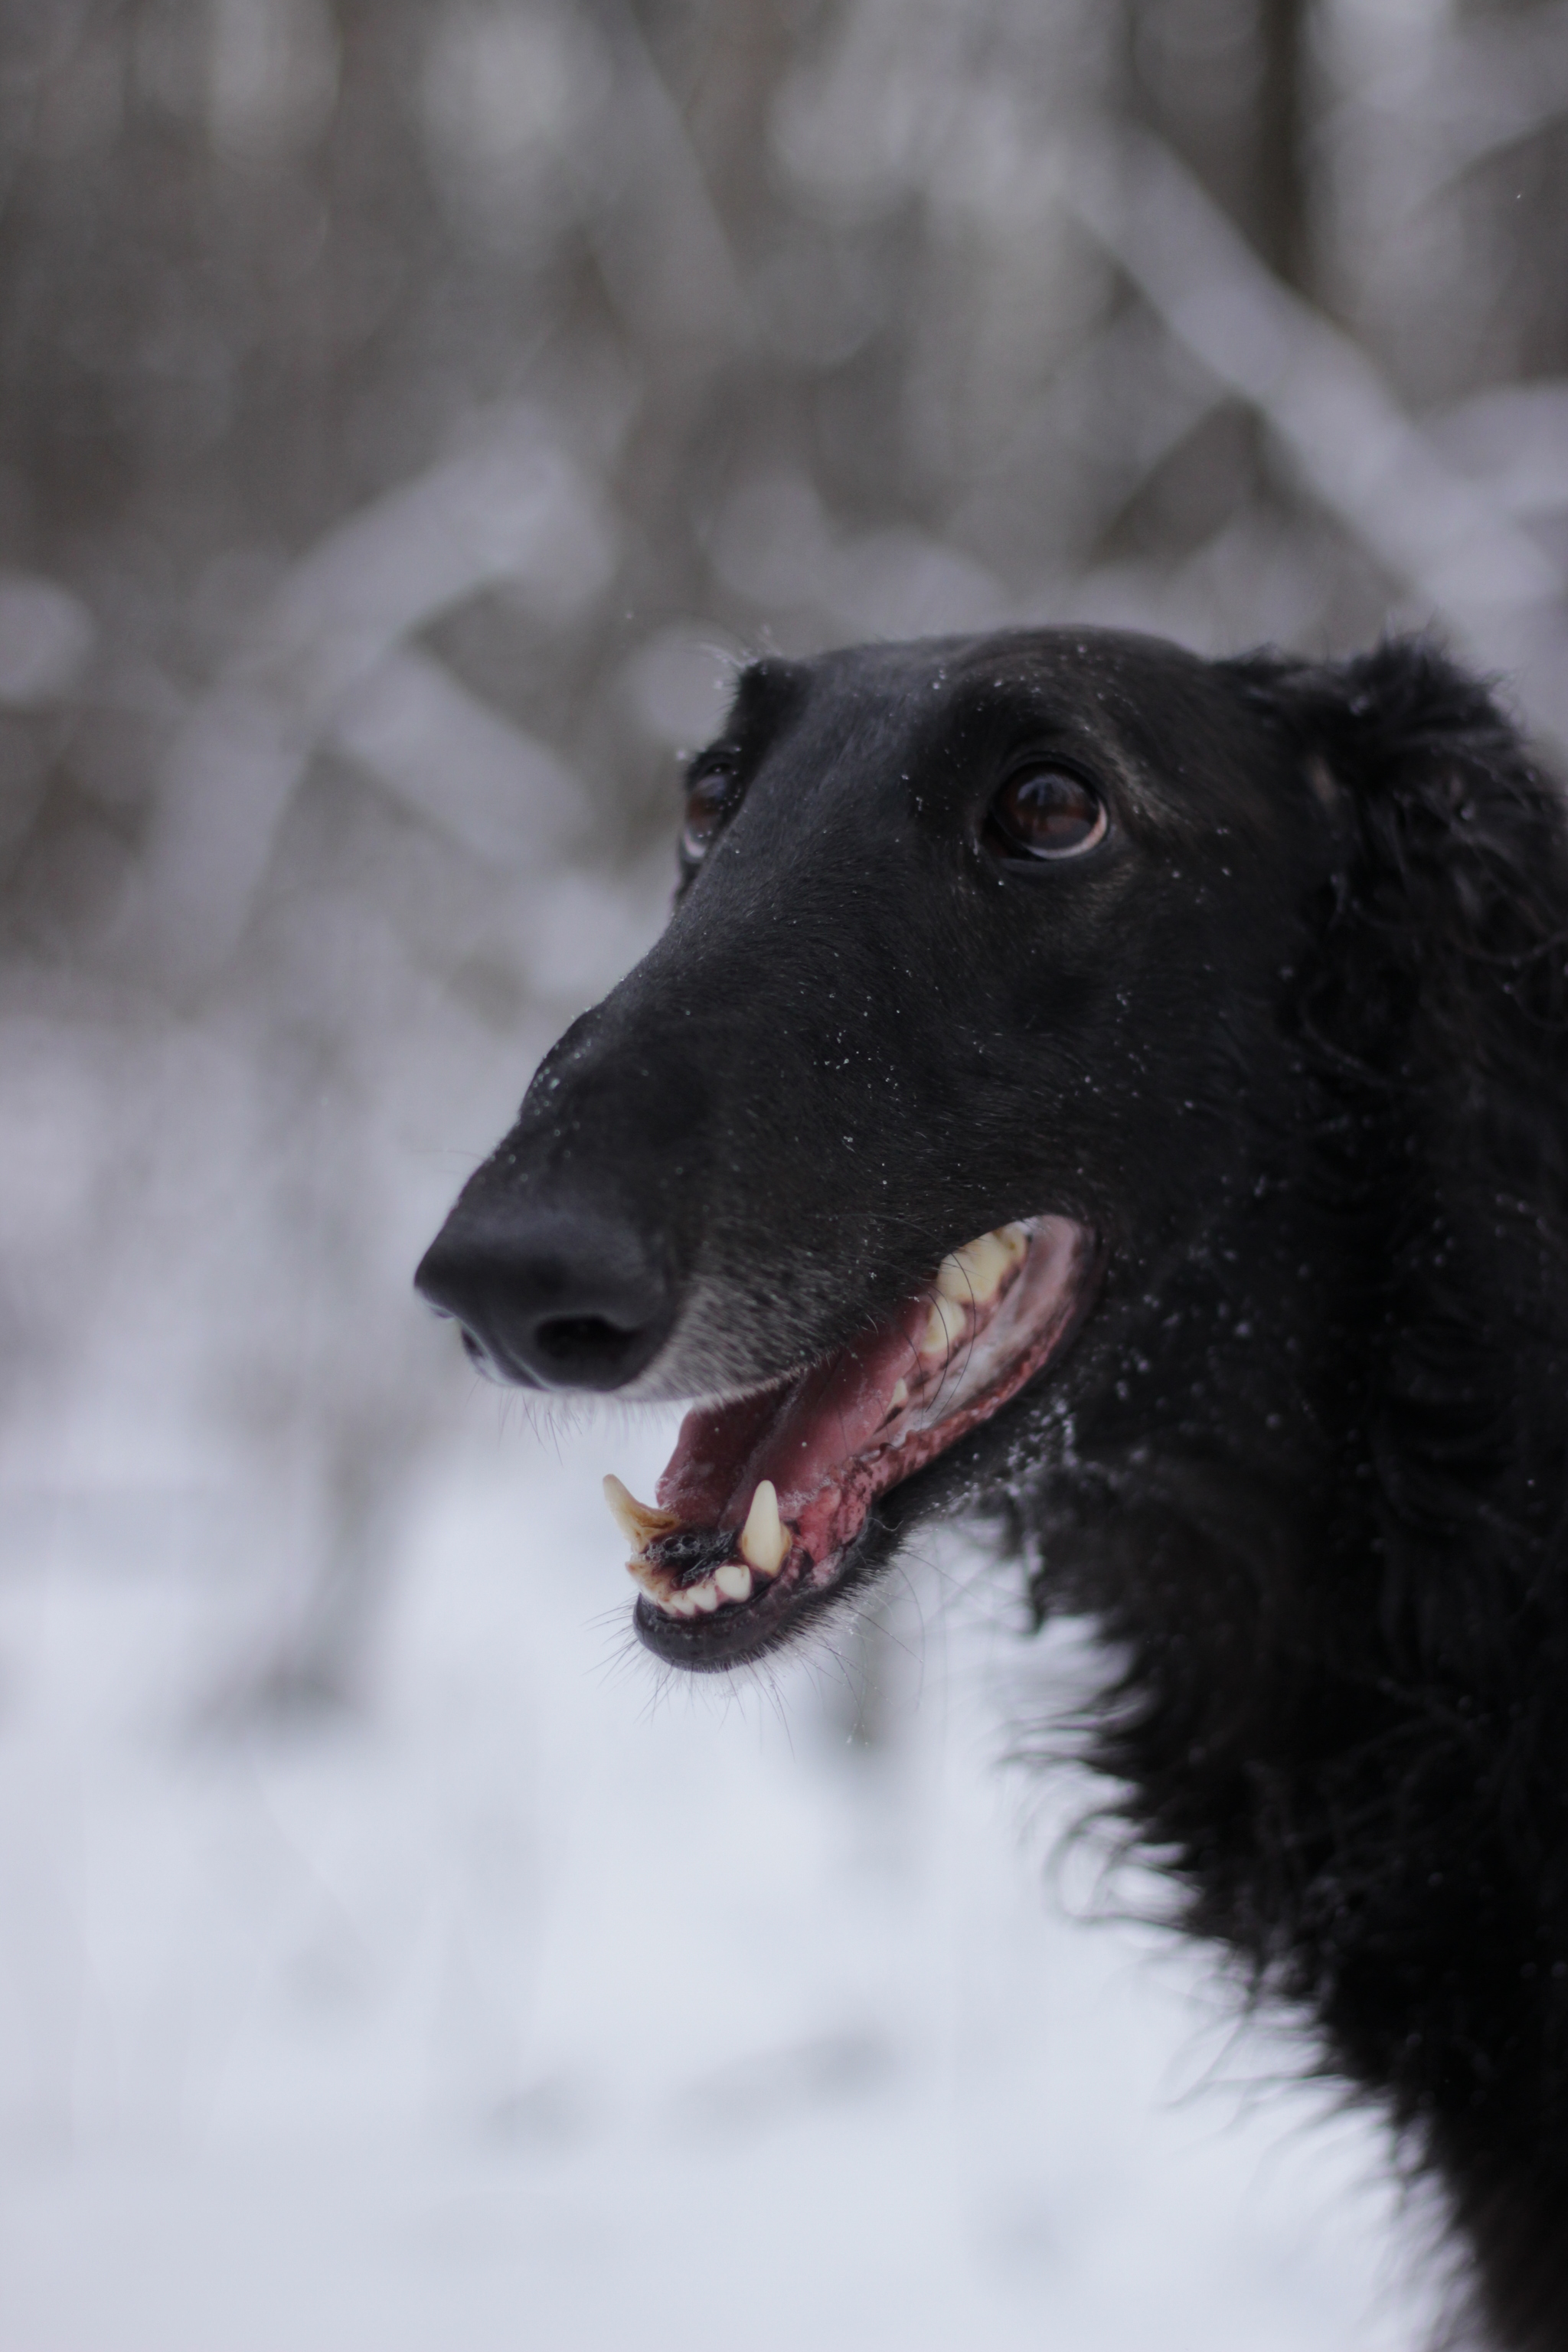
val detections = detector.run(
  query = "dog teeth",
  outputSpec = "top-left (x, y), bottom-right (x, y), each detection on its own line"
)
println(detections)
top-left (934, 1255), bottom-right (974, 1305)
top-left (603, 1474), bottom-right (681, 1556)
top-left (935, 1223), bottom-right (1031, 1307)
top-left (650, 1566), bottom-right (749, 1619)
top-left (920, 1298), bottom-right (952, 1359)
top-left (626, 1551), bottom-right (672, 1603)
top-left (738, 1478), bottom-right (790, 1576)
top-left (613, 1475), bottom-right (779, 1623)
top-left (632, 1556), bottom-right (752, 1615)
top-left (890, 1377), bottom-right (909, 1410)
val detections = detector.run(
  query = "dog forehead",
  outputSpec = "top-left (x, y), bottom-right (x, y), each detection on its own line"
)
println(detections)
top-left (717, 645), bottom-right (959, 830)
top-left (736, 632), bottom-right (1089, 779)
top-left (795, 631), bottom-right (1113, 742)
top-left (739, 629), bottom-right (1256, 820)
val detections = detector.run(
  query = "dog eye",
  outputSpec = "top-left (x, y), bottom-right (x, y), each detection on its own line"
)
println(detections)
top-left (681, 763), bottom-right (740, 863)
top-left (988, 766), bottom-right (1106, 860)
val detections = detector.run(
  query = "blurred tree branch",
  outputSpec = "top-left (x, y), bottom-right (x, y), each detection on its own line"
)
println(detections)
top-left (1063, 117), bottom-right (1568, 740)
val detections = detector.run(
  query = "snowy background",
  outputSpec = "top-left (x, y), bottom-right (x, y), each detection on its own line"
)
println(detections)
top-left (2, 0), bottom-right (1566, 2341)
top-left (0, 1410), bottom-right (1449, 2350)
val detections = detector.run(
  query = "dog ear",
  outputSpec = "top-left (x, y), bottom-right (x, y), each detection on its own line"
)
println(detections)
top-left (1235, 637), bottom-right (1566, 1086)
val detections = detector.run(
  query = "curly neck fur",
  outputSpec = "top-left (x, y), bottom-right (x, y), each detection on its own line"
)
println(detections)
top-left (1022, 645), bottom-right (1568, 2350)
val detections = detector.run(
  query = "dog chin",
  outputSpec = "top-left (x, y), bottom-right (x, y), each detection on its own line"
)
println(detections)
top-left (604, 1216), bottom-right (1101, 1671)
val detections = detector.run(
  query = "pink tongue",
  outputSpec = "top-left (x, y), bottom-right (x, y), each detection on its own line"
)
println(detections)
top-left (656, 1291), bottom-right (933, 1535)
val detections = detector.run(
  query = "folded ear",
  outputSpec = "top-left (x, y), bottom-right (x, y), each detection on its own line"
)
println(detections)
top-left (1228, 636), bottom-right (1568, 1093)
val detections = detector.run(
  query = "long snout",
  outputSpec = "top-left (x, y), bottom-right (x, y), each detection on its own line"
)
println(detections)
top-left (414, 990), bottom-right (708, 1390)
top-left (413, 802), bottom-right (970, 1403)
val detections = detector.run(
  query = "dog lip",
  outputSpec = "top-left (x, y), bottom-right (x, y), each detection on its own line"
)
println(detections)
top-left (632, 1550), bottom-right (864, 1670)
top-left (630, 1494), bottom-right (896, 1671)
top-left (628, 1216), bottom-right (1099, 1668)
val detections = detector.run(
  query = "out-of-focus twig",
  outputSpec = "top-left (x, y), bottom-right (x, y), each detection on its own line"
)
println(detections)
top-left (1060, 123), bottom-right (1568, 741)
top-left (577, 0), bottom-right (750, 363)
top-left (1429, 383), bottom-right (1568, 523)
top-left (1328, 0), bottom-right (1568, 194)
top-left (331, 646), bottom-right (583, 870)
top-left (121, 415), bottom-right (614, 992)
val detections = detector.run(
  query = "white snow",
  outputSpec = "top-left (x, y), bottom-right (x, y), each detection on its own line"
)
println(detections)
top-left (0, 1403), bottom-right (1446, 2350)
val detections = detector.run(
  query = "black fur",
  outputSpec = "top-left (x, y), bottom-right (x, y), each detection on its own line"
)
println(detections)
top-left (418, 629), bottom-right (1568, 2347)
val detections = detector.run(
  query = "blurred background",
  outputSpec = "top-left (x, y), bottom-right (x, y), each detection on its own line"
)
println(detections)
top-left (0, 0), bottom-right (1563, 2343)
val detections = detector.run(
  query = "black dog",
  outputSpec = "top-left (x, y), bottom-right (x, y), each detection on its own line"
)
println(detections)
top-left (417, 629), bottom-right (1568, 2349)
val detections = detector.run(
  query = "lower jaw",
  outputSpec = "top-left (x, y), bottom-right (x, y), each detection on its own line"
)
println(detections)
top-left (632, 1506), bottom-right (900, 1671)
top-left (631, 1225), bottom-right (1103, 1671)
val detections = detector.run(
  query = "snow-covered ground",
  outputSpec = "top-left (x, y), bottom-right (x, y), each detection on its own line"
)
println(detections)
top-left (0, 1401), bottom-right (1446, 2351)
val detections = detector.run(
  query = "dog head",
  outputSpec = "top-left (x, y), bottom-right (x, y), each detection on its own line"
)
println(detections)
top-left (414, 626), bottom-right (1358, 1667)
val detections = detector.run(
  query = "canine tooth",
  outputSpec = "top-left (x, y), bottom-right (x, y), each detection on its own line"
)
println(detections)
top-left (920, 1298), bottom-right (952, 1358)
top-left (739, 1478), bottom-right (790, 1576)
top-left (937, 1230), bottom-right (1014, 1306)
top-left (935, 1252), bottom-right (973, 1304)
top-left (971, 1233), bottom-right (1016, 1298)
top-left (603, 1474), bottom-right (679, 1556)
top-left (889, 1377), bottom-right (909, 1410)
top-left (625, 1553), bottom-right (669, 1602)
top-left (715, 1563), bottom-right (753, 1603)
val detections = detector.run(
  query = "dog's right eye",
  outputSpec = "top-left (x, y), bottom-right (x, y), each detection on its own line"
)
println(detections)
top-left (986, 766), bottom-right (1107, 861)
top-left (681, 763), bottom-right (741, 864)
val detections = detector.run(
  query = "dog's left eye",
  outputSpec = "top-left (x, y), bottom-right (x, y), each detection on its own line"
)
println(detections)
top-left (681, 763), bottom-right (741, 864)
top-left (987, 766), bottom-right (1107, 861)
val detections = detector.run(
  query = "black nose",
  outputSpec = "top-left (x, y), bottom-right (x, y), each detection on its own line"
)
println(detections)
top-left (414, 1201), bottom-right (675, 1392)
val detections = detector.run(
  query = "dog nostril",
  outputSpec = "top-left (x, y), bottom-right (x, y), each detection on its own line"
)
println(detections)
top-left (535, 1314), bottom-right (632, 1367)
top-left (414, 1204), bottom-right (675, 1393)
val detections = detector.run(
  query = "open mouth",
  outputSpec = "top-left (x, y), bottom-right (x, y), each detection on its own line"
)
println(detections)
top-left (604, 1215), bottom-right (1097, 1670)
